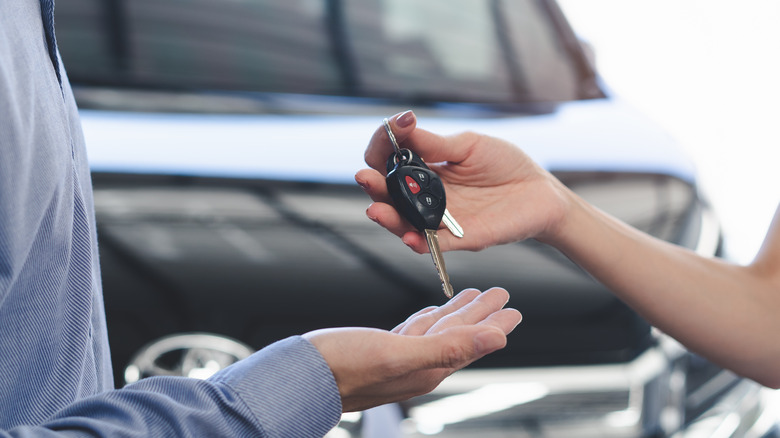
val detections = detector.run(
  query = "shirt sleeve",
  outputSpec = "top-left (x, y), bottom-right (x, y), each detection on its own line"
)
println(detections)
top-left (1, 336), bottom-right (343, 438)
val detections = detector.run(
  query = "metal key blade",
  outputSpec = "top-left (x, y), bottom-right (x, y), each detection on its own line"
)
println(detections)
top-left (442, 210), bottom-right (464, 238)
top-left (425, 229), bottom-right (454, 298)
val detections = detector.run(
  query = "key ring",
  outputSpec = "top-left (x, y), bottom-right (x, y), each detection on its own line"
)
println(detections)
top-left (392, 148), bottom-right (413, 166)
top-left (383, 118), bottom-right (401, 155)
top-left (384, 118), bottom-right (411, 165)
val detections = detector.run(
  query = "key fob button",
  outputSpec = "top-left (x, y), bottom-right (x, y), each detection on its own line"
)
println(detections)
top-left (412, 170), bottom-right (430, 187)
top-left (418, 192), bottom-right (440, 209)
top-left (404, 175), bottom-right (421, 194)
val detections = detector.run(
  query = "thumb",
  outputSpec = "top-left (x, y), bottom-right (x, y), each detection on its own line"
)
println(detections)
top-left (365, 110), bottom-right (418, 171)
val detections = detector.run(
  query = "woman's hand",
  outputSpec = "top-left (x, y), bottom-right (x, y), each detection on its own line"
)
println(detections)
top-left (355, 110), bottom-right (570, 253)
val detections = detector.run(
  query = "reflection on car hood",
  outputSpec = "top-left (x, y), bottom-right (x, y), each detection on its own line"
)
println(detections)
top-left (81, 97), bottom-right (696, 184)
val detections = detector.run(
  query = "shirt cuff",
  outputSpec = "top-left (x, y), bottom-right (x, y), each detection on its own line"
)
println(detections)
top-left (210, 336), bottom-right (342, 437)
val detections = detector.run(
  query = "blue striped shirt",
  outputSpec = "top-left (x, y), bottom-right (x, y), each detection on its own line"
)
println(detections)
top-left (0, 1), bottom-right (341, 436)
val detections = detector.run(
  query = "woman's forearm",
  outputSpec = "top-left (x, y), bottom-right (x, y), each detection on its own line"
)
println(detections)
top-left (547, 188), bottom-right (780, 388)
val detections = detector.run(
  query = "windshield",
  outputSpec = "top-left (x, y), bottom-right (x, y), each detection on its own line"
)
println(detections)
top-left (56, 0), bottom-right (590, 105)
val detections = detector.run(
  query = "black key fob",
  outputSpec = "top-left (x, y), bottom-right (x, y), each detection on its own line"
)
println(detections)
top-left (386, 152), bottom-right (446, 232)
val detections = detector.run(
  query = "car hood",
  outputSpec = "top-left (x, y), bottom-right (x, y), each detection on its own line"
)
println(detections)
top-left (81, 97), bottom-right (697, 184)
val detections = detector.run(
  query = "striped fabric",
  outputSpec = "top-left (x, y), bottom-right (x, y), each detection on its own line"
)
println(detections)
top-left (0, 1), bottom-right (341, 436)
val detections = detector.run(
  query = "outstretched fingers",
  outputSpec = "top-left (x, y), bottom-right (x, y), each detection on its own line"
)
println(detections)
top-left (427, 287), bottom-right (517, 334)
top-left (395, 289), bottom-right (482, 335)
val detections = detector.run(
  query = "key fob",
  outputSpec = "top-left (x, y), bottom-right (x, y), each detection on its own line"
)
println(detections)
top-left (386, 155), bottom-right (446, 232)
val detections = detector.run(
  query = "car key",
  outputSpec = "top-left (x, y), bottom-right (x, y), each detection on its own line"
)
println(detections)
top-left (383, 119), bottom-right (455, 298)
top-left (383, 120), bottom-right (464, 238)
top-left (386, 150), bottom-right (454, 298)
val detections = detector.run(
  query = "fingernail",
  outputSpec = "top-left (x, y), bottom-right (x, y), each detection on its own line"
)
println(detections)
top-left (396, 110), bottom-right (415, 128)
top-left (366, 209), bottom-right (379, 223)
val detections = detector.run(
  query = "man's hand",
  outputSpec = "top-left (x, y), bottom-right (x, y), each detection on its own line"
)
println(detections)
top-left (303, 288), bottom-right (522, 412)
top-left (355, 110), bottom-right (570, 254)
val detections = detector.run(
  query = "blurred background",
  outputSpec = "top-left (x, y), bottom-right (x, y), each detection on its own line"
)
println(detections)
top-left (54, 1), bottom-right (780, 434)
top-left (559, 0), bottom-right (780, 264)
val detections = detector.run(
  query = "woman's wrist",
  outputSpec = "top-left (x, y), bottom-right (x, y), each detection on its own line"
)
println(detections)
top-left (535, 174), bottom-right (583, 248)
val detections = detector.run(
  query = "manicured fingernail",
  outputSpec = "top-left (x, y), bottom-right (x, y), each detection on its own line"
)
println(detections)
top-left (396, 110), bottom-right (415, 128)
top-left (366, 209), bottom-right (379, 223)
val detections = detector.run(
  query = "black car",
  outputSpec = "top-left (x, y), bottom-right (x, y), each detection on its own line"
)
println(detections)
top-left (55, 0), bottom-right (775, 436)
